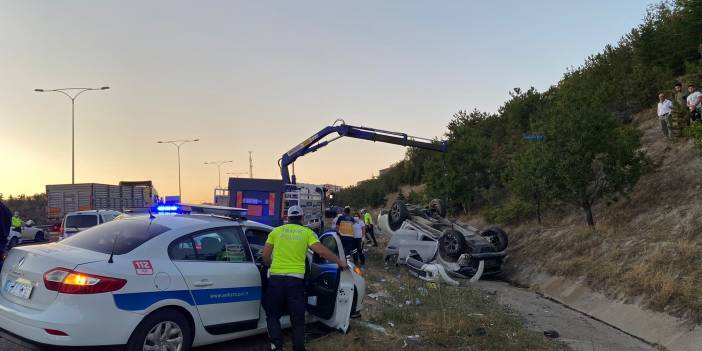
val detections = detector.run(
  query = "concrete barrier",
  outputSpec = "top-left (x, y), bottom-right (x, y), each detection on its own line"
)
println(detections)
top-left (510, 269), bottom-right (702, 351)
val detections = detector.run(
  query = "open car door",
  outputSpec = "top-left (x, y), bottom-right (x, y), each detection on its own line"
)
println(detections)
top-left (306, 232), bottom-right (354, 332)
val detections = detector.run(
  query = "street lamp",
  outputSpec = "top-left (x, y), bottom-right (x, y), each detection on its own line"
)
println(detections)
top-left (204, 160), bottom-right (234, 189)
top-left (157, 139), bottom-right (199, 200)
top-left (34, 86), bottom-right (110, 184)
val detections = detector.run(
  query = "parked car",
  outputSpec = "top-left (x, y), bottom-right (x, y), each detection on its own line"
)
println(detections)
top-left (0, 204), bottom-right (363, 350)
top-left (60, 210), bottom-right (123, 240)
top-left (6, 220), bottom-right (46, 248)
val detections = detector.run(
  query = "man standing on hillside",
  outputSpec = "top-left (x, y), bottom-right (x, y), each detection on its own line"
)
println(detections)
top-left (686, 84), bottom-right (702, 122)
top-left (658, 93), bottom-right (673, 139)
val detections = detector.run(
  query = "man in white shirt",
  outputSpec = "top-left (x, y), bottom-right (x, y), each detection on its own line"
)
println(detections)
top-left (658, 93), bottom-right (673, 139)
top-left (352, 212), bottom-right (366, 266)
top-left (686, 84), bottom-right (702, 121)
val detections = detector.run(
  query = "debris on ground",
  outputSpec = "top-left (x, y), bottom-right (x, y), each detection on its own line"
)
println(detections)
top-left (543, 330), bottom-right (560, 339)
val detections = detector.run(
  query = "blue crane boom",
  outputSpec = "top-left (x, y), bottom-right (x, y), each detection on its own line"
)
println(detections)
top-left (279, 119), bottom-right (448, 185)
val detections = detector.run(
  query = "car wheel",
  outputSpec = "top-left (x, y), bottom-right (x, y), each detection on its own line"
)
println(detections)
top-left (8, 237), bottom-right (18, 249)
top-left (480, 226), bottom-right (508, 252)
top-left (126, 308), bottom-right (193, 351)
top-left (388, 200), bottom-right (409, 231)
top-left (429, 198), bottom-right (447, 218)
top-left (34, 232), bottom-right (44, 242)
top-left (438, 229), bottom-right (467, 261)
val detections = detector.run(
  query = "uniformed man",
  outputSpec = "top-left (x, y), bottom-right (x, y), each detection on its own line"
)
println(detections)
top-left (11, 211), bottom-right (22, 234)
top-left (335, 206), bottom-right (356, 257)
top-left (262, 206), bottom-right (348, 351)
top-left (361, 209), bottom-right (378, 247)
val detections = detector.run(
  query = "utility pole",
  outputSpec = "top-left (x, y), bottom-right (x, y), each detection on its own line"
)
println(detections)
top-left (34, 86), bottom-right (110, 184)
top-left (204, 160), bottom-right (234, 189)
top-left (248, 151), bottom-right (253, 178)
top-left (157, 139), bottom-right (199, 200)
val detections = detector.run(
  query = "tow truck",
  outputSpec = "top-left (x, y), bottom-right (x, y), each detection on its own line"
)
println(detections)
top-left (278, 119), bottom-right (447, 231)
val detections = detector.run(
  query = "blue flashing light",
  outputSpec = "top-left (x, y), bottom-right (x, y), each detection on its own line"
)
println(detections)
top-left (156, 205), bottom-right (179, 212)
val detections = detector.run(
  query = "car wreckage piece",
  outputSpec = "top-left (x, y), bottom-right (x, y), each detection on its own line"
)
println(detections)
top-left (380, 199), bottom-right (508, 283)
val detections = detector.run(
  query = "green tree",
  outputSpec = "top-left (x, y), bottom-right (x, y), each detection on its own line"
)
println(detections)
top-left (507, 140), bottom-right (553, 224)
top-left (540, 100), bottom-right (648, 226)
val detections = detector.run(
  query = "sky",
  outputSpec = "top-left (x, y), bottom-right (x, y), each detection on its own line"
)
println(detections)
top-left (0, 0), bottom-right (656, 203)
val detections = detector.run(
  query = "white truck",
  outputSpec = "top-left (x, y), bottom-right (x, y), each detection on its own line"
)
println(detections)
top-left (46, 181), bottom-right (157, 225)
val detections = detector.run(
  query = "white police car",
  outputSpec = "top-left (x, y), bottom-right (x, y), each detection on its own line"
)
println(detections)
top-left (0, 204), bottom-right (365, 350)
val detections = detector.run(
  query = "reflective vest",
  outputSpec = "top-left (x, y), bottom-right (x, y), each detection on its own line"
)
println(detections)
top-left (11, 216), bottom-right (22, 228)
top-left (363, 212), bottom-right (373, 225)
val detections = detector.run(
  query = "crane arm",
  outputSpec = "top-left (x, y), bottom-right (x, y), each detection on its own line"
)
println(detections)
top-left (280, 121), bottom-right (447, 185)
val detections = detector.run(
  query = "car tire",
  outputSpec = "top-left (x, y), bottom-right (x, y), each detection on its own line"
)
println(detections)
top-left (480, 226), bottom-right (508, 252)
top-left (125, 308), bottom-right (193, 351)
top-left (388, 200), bottom-right (409, 231)
top-left (8, 237), bottom-right (18, 249)
top-left (429, 198), bottom-right (447, 218)
top-left (34, 232), bottom-right (44, 242)
top-left (438, 229), bottom-right (467, 261)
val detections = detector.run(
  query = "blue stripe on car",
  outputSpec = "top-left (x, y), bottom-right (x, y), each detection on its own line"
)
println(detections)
top-left (113, 286), bottom-right (261, 311)
top-left (191, 286), bottom-right (261, 305)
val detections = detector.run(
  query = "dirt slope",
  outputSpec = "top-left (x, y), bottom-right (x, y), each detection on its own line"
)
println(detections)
top-left (505, 108), bottom-right (702, 322)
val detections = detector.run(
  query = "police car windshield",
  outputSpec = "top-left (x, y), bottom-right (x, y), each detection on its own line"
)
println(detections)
top-left (61, 218), bottom-right (170, 255)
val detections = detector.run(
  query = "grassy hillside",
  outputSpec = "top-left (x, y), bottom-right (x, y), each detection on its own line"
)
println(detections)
top-left (505, 107), bottom-right (702, 322)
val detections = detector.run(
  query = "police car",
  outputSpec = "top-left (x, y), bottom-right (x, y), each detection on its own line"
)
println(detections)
top-left (0, 204), bottom-right (365, 351)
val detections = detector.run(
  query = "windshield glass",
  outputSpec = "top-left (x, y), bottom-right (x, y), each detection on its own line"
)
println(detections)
top-left (61, 218), bottom-right (170, 255)
top-left (65, 214), bottom-right (98, 228)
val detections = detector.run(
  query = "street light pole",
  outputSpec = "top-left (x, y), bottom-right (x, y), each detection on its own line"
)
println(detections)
top-left (157, 139), bottom-right (199, 200)
top-left (204, 160), bottom-right (234, 189)
top-left (34, 86), bottom-right (110, 184)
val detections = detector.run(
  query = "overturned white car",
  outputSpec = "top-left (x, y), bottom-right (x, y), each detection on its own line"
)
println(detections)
top-left (379, 200), bottom-right (508, 283)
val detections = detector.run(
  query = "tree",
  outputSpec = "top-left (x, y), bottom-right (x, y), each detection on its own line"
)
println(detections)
top-left (539, 100), bottom-right (648, 226)
top-left (508, 140), bottom-right (553, 224)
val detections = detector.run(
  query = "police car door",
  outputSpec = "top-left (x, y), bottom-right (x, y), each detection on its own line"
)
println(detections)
top-left (169, 226), bottom-right (262, 334)
top-left (306, 232), bottom-right (354, 332)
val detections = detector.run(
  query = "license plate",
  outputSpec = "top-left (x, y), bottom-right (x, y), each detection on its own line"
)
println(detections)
top-left (4, 279), bottom-right (33, 300)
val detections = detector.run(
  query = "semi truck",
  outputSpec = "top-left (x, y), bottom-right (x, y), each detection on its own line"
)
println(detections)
top-left (46, 181), bottom-right (157, 224)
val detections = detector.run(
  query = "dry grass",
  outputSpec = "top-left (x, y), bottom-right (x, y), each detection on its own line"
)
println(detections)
top-left (308, 246), bottom-right (560, 351)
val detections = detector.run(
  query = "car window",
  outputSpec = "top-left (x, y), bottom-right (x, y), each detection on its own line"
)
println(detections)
top-left (169, 236), bottom-right (198, 260)
top-left (169, 227), bottom-right (252, 263)
top-left (245, 228), bottom-right (270, 259)
top-left (313, 233), bottom-right (340, 264)
top-left (101, 213), bottom-right (118, 223)
top-left (61, 219), bottom-right (170, 255)
top-left (65, 215), bottom-right (98, 228)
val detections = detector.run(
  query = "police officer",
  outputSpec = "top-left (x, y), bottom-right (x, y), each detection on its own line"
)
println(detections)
top-left (262, 206), bottom-right (348, 351)
top-left (361, 209), bottom-right (378, 247)
top-left (11, 211), bottom-right (22, 234)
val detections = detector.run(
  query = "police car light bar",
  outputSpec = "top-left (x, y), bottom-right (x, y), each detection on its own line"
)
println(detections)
top-left (178, 204), bottom-right (248, 220)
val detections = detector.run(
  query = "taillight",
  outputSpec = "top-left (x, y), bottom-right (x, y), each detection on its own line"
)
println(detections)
top-left (58, 226), bottom-right (64, 239)
top-left (43, 268), bottom-right (127, 294)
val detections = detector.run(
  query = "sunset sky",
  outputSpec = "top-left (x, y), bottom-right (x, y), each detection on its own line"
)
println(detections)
top-left (1, 0), bottom-right (654, 203)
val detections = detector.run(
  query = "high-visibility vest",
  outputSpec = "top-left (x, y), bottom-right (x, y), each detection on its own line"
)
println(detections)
top-left (11, 216), bottom-right (22, 228)
top-left (364, 212), bottom-right (373, 225)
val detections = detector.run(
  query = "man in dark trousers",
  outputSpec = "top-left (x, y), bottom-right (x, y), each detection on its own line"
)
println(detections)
top-left (262, 206), bottom-right (348, 351)
top-left (0, 200), bottom-right (12, 269)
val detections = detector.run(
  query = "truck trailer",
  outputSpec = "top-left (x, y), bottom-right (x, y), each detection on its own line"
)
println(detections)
top-left (46, 181), bottom-right (157, 223)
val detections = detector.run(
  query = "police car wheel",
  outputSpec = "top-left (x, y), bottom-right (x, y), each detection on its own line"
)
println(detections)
top-left (126, 308), bottom-right (193, 351)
